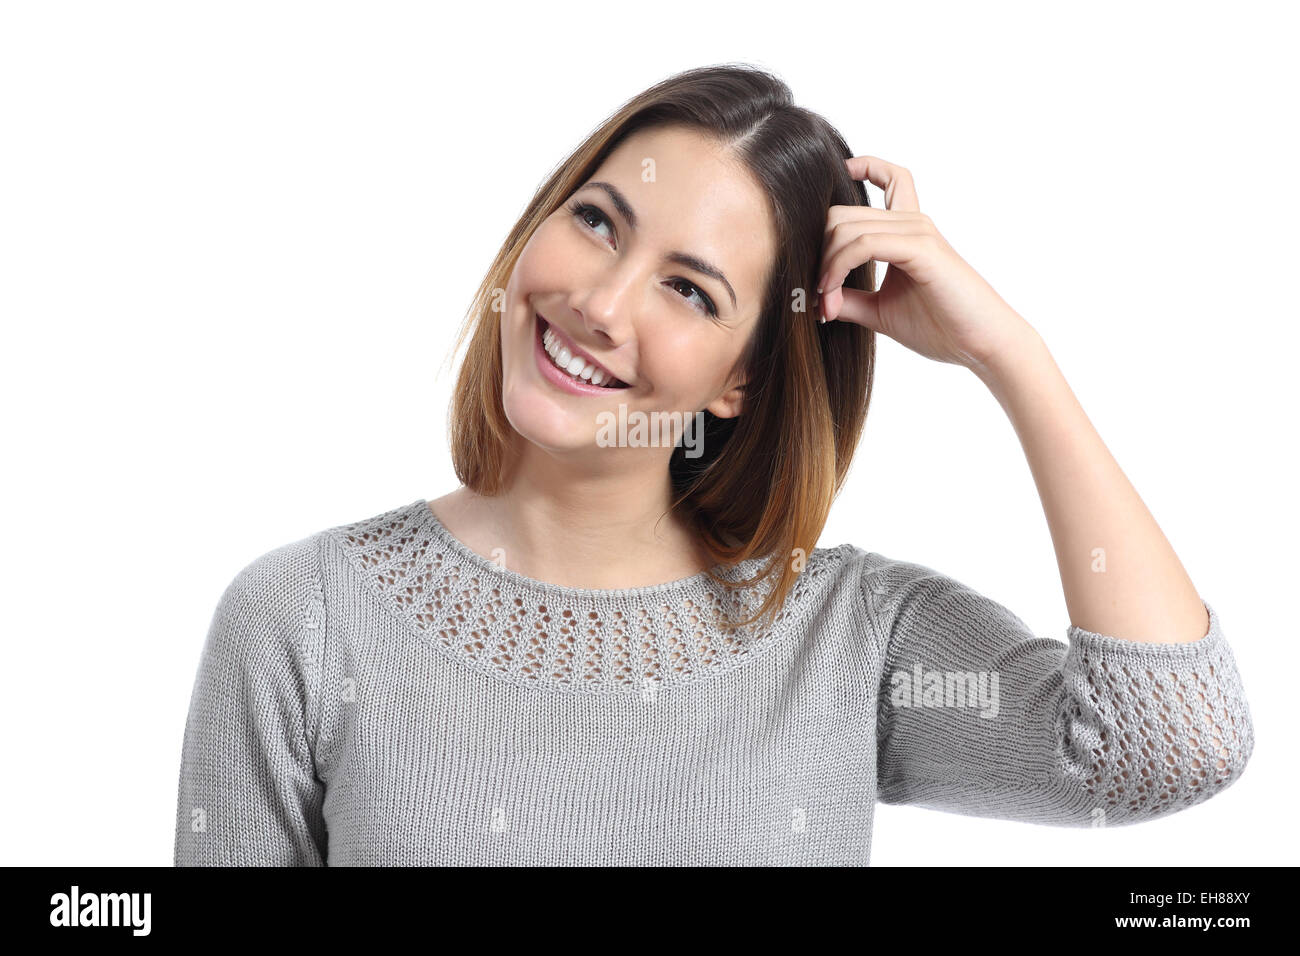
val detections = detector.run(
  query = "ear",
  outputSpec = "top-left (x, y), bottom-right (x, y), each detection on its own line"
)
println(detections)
top-left (706, 381), bottom-right (746, 420)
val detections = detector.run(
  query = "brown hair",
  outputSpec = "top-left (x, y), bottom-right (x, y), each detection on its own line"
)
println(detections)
top-left (446, 62), bottom-right (877, 629)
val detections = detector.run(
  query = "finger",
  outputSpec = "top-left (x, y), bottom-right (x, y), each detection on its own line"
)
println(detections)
top-left (817, 230), bottom-right (928, 296)
top-left (818, 217), bottom-right (931, 291)
top-left (819, 285), bottom-right (879, 328)
top-left (823, 205), bottom-right (930, 255)
top-left (844, 156), bottom-right (920, 213)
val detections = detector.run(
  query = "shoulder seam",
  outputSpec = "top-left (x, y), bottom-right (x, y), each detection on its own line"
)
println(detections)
top-left (855, 550), bottom-right (892, 667)
top-left (307, 530), bottom-right (327, 775)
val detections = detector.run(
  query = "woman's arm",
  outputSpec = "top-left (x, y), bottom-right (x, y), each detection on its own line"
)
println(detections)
top-left (174, 534), bottom-right (328, 866)
top-left (820, 155), bottom-right (1253, 821)
top-left (862, 317), bottom-right (1255, 826)
top-left (971, 322), bottom-right (1209, 645)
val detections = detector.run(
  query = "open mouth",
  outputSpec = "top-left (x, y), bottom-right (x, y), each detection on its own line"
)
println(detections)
top-left (536, 314), bottom-right (630, 389)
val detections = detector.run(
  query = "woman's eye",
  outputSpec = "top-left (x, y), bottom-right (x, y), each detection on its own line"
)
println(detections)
top-left (569, 200), bottom-right (614, 244)
top-left (668, 277), bottom-right (718, 317)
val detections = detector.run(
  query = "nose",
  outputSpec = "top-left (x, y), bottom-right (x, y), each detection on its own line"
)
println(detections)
top-left (568, 262), bottom-right (639, 348)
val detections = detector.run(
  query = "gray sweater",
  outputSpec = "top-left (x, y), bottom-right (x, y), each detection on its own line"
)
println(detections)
top-left (173, 497), bottom-right (1254, 865)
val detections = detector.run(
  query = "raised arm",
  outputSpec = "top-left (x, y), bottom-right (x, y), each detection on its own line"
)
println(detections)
top-left (817, 155), bottom-right (1253, 823)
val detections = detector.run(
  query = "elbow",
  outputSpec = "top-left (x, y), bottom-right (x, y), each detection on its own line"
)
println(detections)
top-left (1201, 706), bottom-right (1255, 799)
top-left (1060, 603), bottom-right (1256, 827)
top-left (1066, 696), bottom-right (1255, 827)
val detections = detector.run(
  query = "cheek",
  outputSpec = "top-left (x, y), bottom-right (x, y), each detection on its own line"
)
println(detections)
top-left (642, 333), bottom-right (733, 401)
top-left (510, 220), bottom-right (583, 293)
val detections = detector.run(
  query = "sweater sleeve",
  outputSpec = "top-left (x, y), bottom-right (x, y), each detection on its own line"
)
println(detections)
top-left (861, 553), bottom-right (1254, 828)
top-left (173, 533), bottom-right (328, 865)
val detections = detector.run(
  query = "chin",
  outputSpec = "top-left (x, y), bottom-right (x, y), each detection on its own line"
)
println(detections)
top-left (501, 384), bottom-right (598, 454)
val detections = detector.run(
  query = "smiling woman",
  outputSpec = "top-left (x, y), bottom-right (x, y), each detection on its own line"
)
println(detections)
top-left (445, 76), bottom-right (879, 622)
top-left (174, 63), bottom-right (1253, 867)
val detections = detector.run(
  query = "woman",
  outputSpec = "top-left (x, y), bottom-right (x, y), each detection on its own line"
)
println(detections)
top-left (173, 64), bottom-right (1254, 866)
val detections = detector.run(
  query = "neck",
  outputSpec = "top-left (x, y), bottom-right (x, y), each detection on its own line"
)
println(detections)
top-left (441, 442), bottom-right (712, 590)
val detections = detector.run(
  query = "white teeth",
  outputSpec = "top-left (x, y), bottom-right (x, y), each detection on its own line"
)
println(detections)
top-left (541, 320), bottom-right (621, 387)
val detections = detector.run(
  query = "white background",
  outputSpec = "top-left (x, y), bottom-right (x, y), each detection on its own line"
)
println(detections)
top-left (2, 0), bottom-right (1294, 866)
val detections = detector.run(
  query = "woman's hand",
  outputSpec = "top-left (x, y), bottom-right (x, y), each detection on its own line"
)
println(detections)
top-left (816, 155), bottom-right (1035, 375)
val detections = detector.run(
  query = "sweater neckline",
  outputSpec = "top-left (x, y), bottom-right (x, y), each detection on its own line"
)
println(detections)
top-left (413, 498), bottom-right (747, 601)
top-left (327, 497), bottom-right (851, 693)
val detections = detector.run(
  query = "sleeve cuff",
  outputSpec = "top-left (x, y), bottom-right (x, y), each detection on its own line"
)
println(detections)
top-left (1065, 599), bottom-right (1224, 659)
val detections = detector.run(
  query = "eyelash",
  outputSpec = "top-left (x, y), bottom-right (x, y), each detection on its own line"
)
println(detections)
top-left (565, 198), bottom-right (719, 318)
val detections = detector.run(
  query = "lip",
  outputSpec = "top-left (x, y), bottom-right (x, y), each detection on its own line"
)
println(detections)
top-left (532, 313), bottom-right (631, 396)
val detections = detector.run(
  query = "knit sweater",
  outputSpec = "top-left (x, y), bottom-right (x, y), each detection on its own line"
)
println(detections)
top-left (173, 497), bottom-right (1254, 865)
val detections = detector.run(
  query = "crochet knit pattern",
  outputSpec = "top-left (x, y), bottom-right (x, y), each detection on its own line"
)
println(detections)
top-left (173, 497), bottom-right (1254, 865)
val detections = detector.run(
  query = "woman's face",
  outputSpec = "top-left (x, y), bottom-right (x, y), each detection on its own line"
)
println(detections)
top-left (499, 125), bottom-right (777, 461)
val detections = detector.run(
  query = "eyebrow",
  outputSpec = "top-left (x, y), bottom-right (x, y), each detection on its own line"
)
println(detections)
top-left (580, 180), bottom-right (738, 311)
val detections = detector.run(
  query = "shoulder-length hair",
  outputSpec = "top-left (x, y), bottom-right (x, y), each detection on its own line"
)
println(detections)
top-left (448, 62), bottom-right (876, 630)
